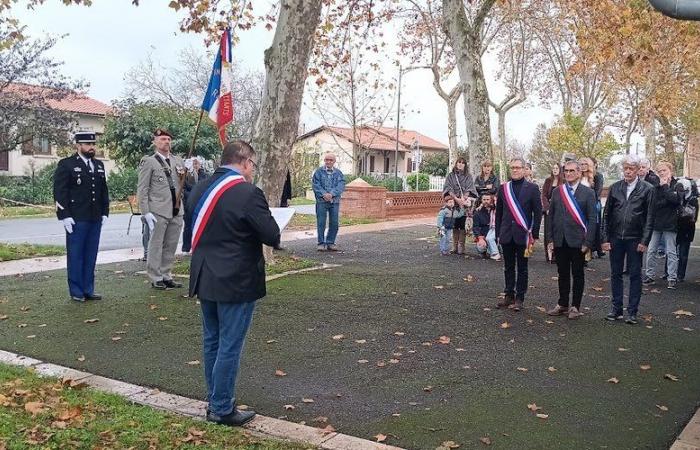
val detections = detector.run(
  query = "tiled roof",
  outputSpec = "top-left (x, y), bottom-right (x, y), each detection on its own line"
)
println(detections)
top-left (298, 125), bottom-right (447, 153)
top-left (5, 82), bottom-right (111, 116)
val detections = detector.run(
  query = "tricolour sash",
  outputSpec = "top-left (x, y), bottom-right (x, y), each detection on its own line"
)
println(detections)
top-left (503, 181), bottom-right (535, 256)
top-left (191, 169), bottom-right (245, 251)
top-left (559, 184), bottom-right (587, 233)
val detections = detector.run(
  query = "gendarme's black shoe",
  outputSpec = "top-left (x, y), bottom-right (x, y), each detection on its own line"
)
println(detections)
top-left (84, 293), bottom-right (102, 300)
top-left (206, 409), bottom-right (256, 427)
top-left (162, 279), bottom-right (183, 289)
top-left (71, 296), bottom-right (86, 303)
top-left (152, 281), bottom-right (167, 290)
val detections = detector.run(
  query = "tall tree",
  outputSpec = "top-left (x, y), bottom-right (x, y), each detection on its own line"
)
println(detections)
top-left (442, 0), bottom-right (496, 173)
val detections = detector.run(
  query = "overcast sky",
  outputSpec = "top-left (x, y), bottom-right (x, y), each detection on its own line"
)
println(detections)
top-left (16, 1), bottom-right (566, 150)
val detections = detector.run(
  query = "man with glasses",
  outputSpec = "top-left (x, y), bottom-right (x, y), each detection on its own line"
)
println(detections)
top-left (187, 140), bottom-right (280, 427)
top-left (495, 157), bottom-right (542, 311)
top-left (312, 152), bottom-right (345, 251)
top-left (546, 161), bottom-right (597, 320)
top-left (601, 155), bottom-right (655, 325)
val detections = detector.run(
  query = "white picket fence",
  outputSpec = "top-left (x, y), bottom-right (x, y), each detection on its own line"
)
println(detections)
top-left (429, 175), bottom-right (445, 192)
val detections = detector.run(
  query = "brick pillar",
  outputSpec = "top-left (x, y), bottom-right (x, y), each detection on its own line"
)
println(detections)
top-left (684, 131), bottom-right (700, 179)
top-left (340, 178), bottom-right (387, 219)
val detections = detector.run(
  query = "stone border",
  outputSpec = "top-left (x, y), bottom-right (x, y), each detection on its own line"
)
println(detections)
top-left (0, 349), bottom-right (403, 450)
top-left (137, 263), bottom-right (341, 281)
top-left (671, 408), bottom-right (700, 450)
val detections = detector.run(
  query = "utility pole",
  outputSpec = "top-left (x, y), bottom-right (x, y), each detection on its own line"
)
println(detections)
top-left (394, 65), bottom-right (402, 190)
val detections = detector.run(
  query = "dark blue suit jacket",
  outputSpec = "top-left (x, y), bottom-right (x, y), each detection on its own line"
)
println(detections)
top-left (495, 180), bottom-right (542, 246)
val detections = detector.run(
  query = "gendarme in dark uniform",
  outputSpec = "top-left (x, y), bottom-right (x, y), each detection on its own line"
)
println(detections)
top-left (53, 132), bottom-right (110, 302)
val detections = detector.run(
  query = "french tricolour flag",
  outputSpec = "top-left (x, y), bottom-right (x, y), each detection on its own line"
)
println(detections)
top-left (202, 27), bottom-right (234, 144)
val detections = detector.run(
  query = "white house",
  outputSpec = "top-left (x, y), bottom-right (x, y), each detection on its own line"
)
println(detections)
top-left (294, 125), bottom-right (449, 176)
top-left (0, 84), bottom-right (115, 177)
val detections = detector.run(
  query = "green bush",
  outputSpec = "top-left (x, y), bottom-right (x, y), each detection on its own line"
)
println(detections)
top-left (0, 163), bottom-right (56, 205)
top-left (107, 167), bottom-right (138, 201)
top-left (381, 176), bottom-right (404, 192)
top-left (420, 153), bottom-right (448, 176)
top-left (406, 173), bottom-right (429, 191)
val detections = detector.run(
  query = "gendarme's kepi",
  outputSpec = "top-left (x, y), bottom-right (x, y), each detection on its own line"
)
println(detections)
top-left (74, 131), bottom-right (96, 143)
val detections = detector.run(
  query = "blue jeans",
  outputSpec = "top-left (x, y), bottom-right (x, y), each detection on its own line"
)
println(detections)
top-left (645, 231), bottom-right (678, 281)
top-left (316, 201), bottom-right (339, 245)
top-left (439, 228), bottom-right (452, 253)
top-left (200, 299), bottom-right (256, 416)
top-left (66, 220), bottom-right (102, 297)
top-left (610, 238), bottom-right (643, 316)
top-left (476, 229), bottom-right (499, 256)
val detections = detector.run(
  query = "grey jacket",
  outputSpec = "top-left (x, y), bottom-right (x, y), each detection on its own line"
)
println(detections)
top-left (443, 170), bottom-right (477, 199)
top-left (137, 152), bottom-right (185, 218)
top-left (546, 183), bottom-right (597, 249)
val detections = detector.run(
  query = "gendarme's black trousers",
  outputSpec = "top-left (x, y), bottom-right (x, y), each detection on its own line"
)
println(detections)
top-left (554, 243), bottom-right (586, 308)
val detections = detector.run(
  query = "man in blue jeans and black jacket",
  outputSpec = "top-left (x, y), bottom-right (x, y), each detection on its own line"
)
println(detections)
top-left (601, 155), bottom-right (655, 325)
top-left (312, 152), bottom-right (345, 251)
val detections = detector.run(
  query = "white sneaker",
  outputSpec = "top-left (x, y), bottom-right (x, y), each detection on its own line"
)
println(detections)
top-left (490, 254), bottom-right (501, 261)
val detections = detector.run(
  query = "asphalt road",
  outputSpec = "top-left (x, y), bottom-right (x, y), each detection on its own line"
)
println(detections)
top-left (0, 204), bottom-right (317, 251)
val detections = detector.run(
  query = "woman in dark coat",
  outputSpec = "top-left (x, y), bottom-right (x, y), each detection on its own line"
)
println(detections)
top-left (443, 157), bottom-right (478, 254)
top-left (541, 163), bottom-right (562, 263)
top-left (475, 160), bottom-right (500, 197)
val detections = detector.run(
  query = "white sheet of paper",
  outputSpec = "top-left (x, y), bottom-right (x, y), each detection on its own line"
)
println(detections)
top-left (270, 207), bottom-right (295, 232)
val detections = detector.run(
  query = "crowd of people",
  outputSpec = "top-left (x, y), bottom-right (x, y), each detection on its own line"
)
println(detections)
top-left (436, 154), bottom-right (698, 322)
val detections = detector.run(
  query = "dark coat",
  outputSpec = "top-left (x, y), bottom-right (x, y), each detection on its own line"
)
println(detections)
top-left (650, 177), bottom-right (684, 232)
top-left (546, 183), bottom-right (597, 249)
top-left (644, 170), bottom-right (660, 187)
top-left (601, 179), bottom-right (655, 245)
top-left (472, 206), bottom-right (493, 237)
top-left (187, 168), bottom-right (281, 303)
top-left (495, 179), bottom-right (542, 246)
top-left (53, 153), bottom-right (109, 221)
top-left (475, 174), bottom-right (500, 197)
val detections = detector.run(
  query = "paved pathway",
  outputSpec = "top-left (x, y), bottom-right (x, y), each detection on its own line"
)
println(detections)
top-left (0, 216), bottom-right (432, 277)
top-left (0, 349), bottom-right (402, 450)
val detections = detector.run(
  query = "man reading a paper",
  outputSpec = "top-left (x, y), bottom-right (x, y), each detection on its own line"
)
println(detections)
top-left (186, 140), bottom-right (280, 427)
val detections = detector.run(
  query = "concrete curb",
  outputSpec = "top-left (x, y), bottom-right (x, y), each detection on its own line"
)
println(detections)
top-left (671, 408), bottom-right (700, 450)
top-left (0, 349), bottom-right (404, 450)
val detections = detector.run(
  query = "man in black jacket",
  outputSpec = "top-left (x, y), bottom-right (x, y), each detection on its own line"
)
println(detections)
top-left (546, 161), bottom-right (597, 320)
top-left (187, 141), bottom-right (280, 427)
top-left (601, 155), bottom-right (655, 325)
top-left (53, 132), bottom-right (110, 302)
top-left (643, 161), bottom-right (685, 289)
top-left (495, 157), bottom-right (542, 311)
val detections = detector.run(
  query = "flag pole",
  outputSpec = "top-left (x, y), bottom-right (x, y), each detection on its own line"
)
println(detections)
top-left (188, 109), bottom-right (205, 159)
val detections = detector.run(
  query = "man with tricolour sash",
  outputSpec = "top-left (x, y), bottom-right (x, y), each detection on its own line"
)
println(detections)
top-left (545, 160), bottom-right (597, 320)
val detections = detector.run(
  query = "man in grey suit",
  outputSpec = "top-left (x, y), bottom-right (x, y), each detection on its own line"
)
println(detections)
top-left (546, 160), bottom-right (597, 319)
top-left (137, 128), bottom-right (186, 289)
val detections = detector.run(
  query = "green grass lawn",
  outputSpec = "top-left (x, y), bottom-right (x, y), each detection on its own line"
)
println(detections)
top-left (288, 214), bottom-right (377, 230)
top-left (289, 197), bottom-right (315, 206)
top-left (172, 251), bottom-right (319, 277)
top-left (0, 226), bottom-right (698, 449)
top-left (0, 242), bottom-right (65, 262)
top-left (0, 363), bottom-right (311, 449)
top-left (0, 202), bottom-right (130, 220)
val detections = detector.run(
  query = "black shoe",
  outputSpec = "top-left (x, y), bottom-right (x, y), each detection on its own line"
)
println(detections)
top-left (152, 281), bottom-right (167, 290)
top-left (71, 296), bottom-right (86, 303)
top-left (206, 409), bottom-right (256, 427)
top-left (162, 279), bottom-right (183, 289)
top-left (605, 312), bottom-right (623, 321)
top-left (84, 293), bottom-right (102, 301)
top-left (642, 277), bottom-right (655, 285)
top-left (625, 315), bottom-right (638, 325)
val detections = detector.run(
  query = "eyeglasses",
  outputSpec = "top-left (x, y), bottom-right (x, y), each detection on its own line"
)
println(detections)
top-left (509, 166), bottom-right (523, 170)
top-left (564, 169), bottom-right (577, 173)
top-left (248, 158), bottom-right (258, 169)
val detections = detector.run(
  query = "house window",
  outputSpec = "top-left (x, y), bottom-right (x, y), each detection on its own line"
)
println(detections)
top-left (21, 136), bottom-right (51, 155)
top-left (369, 155), bottom-right (375, 172)
top-left (407, 157), bottom-right (413, 173)
top-left (384, 157), bottom-right (390, 173)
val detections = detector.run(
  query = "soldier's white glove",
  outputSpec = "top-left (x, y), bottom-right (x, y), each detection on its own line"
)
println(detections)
top-left (143, 213), bottom-right (157, 232)
top-left (62, 217), bottom-right (75, 234)
top-left (102, 215), bottom-right (108, 225)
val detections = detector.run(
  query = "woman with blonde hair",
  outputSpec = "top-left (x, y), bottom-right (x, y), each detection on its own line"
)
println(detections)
top-left (475, 160), bottom-right (500, 197)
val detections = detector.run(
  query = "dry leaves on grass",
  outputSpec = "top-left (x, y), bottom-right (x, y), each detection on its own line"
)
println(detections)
top-left (274, 369), bottom-right (287, 377)
top-left (664, 373), bottom-right (680, 382)
top-left (0, 314), bottom-right (8, 320)
top-left (607, 377), bottom-right (620, 384)
top-left (547, 367), bottom-right (557, 373)
top-left (321, 425), bottom-right (336, 434)
top-left (440, 440), bottom-right (461, 448)
top-left (24, 401), bottom-right (45, 416)
top-left (500, 322), bottom-right (511, 329)
top-left (301, 398), bottom-right (314, 403)
top-left (186, 360), bottom-right (200, 366)
top-left (656, 404), bottom-right (669, 412)
top-left (331, 334), bottom-right (345, 340)
top-left (640, 364), bottom-right (651, 371)
top-left (374, 434), bottom-right (387, 443)
top-left (438, 336), bottom-right (451, 344)
top-left (527, 403), bottom-right (541, 412)
top-left (283, 404), bottom-right (295, 410)
top-left (517, 367), bottom-right (528, 372)
top-left (180, 428), bottom-right (206, 445)
top-left (536, 413), bottom-right (549, 419)
top-left (83, 318), bottom-right (99, 324)
top-left (479, 436), bottom-right (491, 445)
top-left (673, 310), bottom-right (694, 317)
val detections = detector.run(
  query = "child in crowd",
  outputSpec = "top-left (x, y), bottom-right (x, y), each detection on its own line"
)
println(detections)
top-left (437, 193), bottom-right (465, 256)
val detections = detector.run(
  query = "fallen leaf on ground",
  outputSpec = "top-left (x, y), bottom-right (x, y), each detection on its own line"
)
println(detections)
top-left (313, 416), bottom-right (328, 423)
top-left (77, 355), bottom-right (85, 362)
top-left (438, 336), bottom-right (451, 344)
top-left (51, 420), bottom-right (67, 429)
top-left (501, 322), bottom-right (511, 329)
top-left (536, 413), bottom-right (549, 419)
top-left (0, 315), bottom-right (8, 320)
top-left (442, 440), bottom-right (461, 448)
top-left (357, 359), bottom-right (369, 364)
top-left (301, 398), bottom-right (314, 403)
top-left (331, 334), bottom-right (344, 340)
top-left (535, 306), bottom-right (546, 313)
top-left (394, 331), bottom-right (405, 336)
top-left (649, 288), bottom-right (661, 293)
top-left (24, 401), bottom-right (45, 415)
top-left (275, 369), bottom-right (287, 377)
top-left (664, 373), bottom-right (679, 382)
top-left (26, 335), bottom-right (36, 339)
top-left (57, 406), bottom-right (82, 421)
top-left (607, 377), bottom-right (620, 384)
top-left (186, 360), bottom-right (200, 366)
top-left (673, 310), bottom-right (694, 317)
top-left (83, 318), bottom-right (100, 324)
top-left (456, 348), bottom-right (466, 352)
top-left (149, 304), bottom-right (158, 310)
top-left (592, 287), bottom-right (603, 292)
top-left (374, 434), bottom-right (387, 443)
top-left (640, 364), bottom-right (651, 371)
top-left (423, 386), bottom-right (433, 392)
top-left (266, 339), bottom-right (277, 344)
top-left (682, 327), bottom-right (693, 332)
top-left (547, 367), bottom-right (557, 373)
top-left (464, 275), bottom-right (474, 282)
top-left (483, 307), bottom-right (491, 312)
top-left (20, 306), bottom-right (30, 311)
top-left (389, 359), bottom-right (400, 364)
top-left (434, 285), bottom-right (444, 289)
top-left (158, 316), bottom-right (168, 321)
top-left (111, 336), bottom-right (122, 341)
top-left (551, 276), bottom-right (558, 280)
top-left (321, 424), bottom-right (336, 434)
top-left (618, 348), bottom-right (630, 352)
top-left (517, 367), bottom-right (528, 372)
top-left (527, 403), bottom-right (541, 411)
top-left (355, 339), bottom-right (367, 344)
top-left (479, 437), bottom-right (491, 446)
top-left (656, 404), bottom-right (669, 411)
top-left (18, 323), bottom-right (27, 328)
top-left (376, 361), bottom-right (386, 367)
top-left (283, 404), bottom-right (295, 410)
top-left (545, 320), bottom-right (554, 324)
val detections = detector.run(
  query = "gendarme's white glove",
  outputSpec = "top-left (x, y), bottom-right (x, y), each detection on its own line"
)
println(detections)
top-left (102, 215), bottom-right (108, 225)
top-left (143, 212), bottom-right (157, 232)
top-left (62, 217), bottom-right (75, 234)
